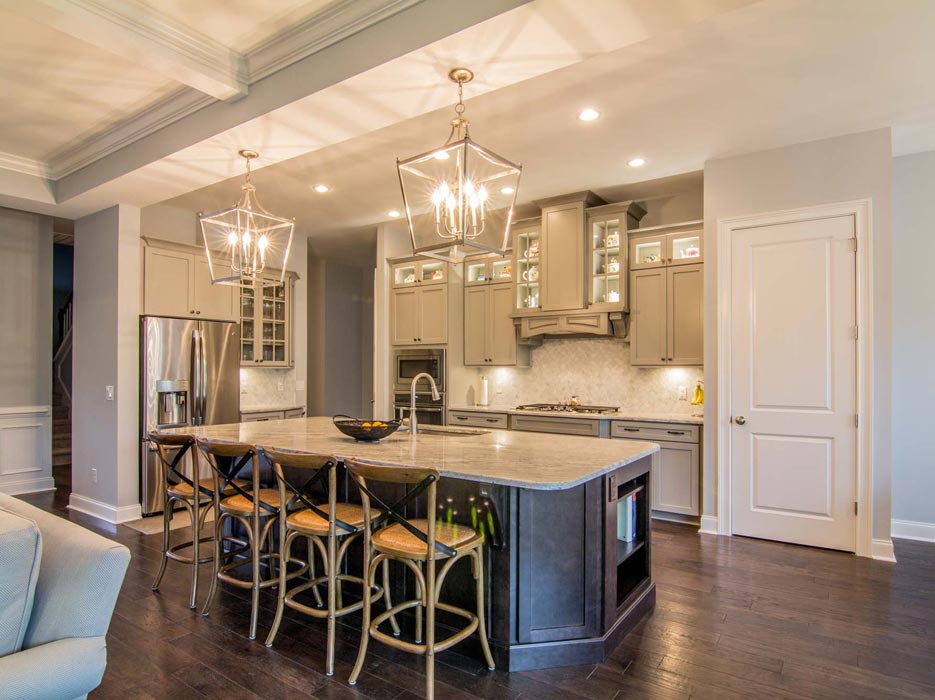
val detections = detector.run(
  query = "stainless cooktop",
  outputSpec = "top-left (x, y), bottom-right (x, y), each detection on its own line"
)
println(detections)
top-left (515, 403), bottom-right (619, 415)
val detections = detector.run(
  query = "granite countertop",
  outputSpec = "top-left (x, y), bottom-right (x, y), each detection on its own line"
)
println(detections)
top-left (449, 405), bottom-right (704, 425)
top-left (167, 416), bottom-right (658, 491)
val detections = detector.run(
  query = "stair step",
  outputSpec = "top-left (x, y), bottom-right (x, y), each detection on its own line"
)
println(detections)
top-left (52, 455), bottom-right (71, 467)
top-left (52, 446), bottom-right (71, 456)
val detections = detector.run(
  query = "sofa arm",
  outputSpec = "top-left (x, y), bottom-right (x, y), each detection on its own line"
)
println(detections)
top-left (0, 636), bottom-right (106, 700)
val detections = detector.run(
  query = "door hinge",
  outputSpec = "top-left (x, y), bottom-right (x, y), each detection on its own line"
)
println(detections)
top-left (854, 326), bottom-right (859, 341)
top-left (854, 501), bottom-right (859, 516)
top-left (851, 237), bottom-right (858, 252)
top-left (854, 414), bottom-right (859, 428)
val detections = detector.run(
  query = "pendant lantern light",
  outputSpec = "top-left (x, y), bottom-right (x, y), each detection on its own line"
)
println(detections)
top-left (396, 68), bottom-right (522, 263)
top-left (198, 150), bottom-right (294, 288)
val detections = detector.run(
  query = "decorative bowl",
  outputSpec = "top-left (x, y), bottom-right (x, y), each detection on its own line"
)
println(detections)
top-left (332, 415), bottom-right (401, 442)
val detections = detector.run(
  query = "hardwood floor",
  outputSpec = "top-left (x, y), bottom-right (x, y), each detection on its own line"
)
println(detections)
top-left (19, 488), bottom-right (935, 700)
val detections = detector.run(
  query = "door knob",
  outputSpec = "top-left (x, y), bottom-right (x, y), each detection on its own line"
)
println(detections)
top-left (734, 416), bottom-right (746, 425)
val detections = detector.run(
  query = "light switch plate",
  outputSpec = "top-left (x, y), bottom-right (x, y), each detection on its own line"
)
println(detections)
top-left (105, 385), bottom-right (114, 401)
top-left (677, 385), bottom-right (687, 401)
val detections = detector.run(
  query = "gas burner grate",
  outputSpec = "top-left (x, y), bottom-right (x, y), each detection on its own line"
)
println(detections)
top-left (515, 403), bottom-right (619, 415)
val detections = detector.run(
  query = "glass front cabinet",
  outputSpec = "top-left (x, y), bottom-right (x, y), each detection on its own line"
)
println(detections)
top-left (240, 275), bottom-right (294, 366)
top-left (630, 227), bottom-right (703, 269)
top-left (512, 219), bottom-right (541, 312)
top-left (587, 201), bottom-right (646, 311)
top-left (465, 253), bottom-right (513, 286)
top-left (392, 259), bottom-right (449, 287)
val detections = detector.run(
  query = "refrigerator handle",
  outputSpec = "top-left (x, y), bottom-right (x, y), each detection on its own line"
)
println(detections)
top-left (191, 329), bottom-right (201, 425)
top-left (199, 330), bottom-right (208, 424)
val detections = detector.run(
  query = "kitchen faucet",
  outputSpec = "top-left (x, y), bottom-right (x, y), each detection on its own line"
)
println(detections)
top-left (409, 372), bottom-right (440, 435)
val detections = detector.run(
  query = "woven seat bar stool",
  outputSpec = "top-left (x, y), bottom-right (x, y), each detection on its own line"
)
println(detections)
top-left (196, 437), bottom-right (308, 640)
top-left (346, 459), bottom-right (495, 700)
top-left (261, 448), bottom-right (399, 676)
top-left (148, 432), bottom-right (247, 609)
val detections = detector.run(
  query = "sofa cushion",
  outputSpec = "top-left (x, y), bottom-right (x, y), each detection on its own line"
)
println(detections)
top-left (0, 507), bottom-right (41, 657)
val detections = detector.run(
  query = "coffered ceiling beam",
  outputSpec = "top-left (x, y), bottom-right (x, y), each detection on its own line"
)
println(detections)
top-left (1, 0), bottom-right (248, 100)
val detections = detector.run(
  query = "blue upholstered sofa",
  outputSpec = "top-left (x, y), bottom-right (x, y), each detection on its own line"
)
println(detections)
top-left (0, 492), bottom-right (130, 700)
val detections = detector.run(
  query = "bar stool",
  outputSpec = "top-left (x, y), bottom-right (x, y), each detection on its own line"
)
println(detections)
top-left (148, 432), bottom-right (242, 609)
top-left (261, 448), bottom-right (399, 676)
top-left (196, 438), bottom-right (308, 640)
top-left (345, 459), bottom-right (495, 700)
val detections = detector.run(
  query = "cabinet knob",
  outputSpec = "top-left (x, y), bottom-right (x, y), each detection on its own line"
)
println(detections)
top-left (668, 357), bottom-right (673, 361)
top-left (196, 310), bottom-right (201, 315)
top-left (661, 357), bottom-right (666, 362)
top-left (190, 310), bottom-right (195, 314)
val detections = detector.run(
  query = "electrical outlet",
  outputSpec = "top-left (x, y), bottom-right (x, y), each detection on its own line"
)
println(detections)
top-left (277, 378), bottom-right (285, 392)
top-left (105, 385), bottom-right (114, 401)
top-left (91, 468), bottom-right (98, 484)
top-left (677, 385), bottom-right (688, 401)
top-left (495, 381), bottom-right (503, 395)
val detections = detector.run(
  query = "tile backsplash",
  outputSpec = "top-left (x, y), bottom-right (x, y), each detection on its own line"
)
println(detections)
top-left (240, 367), bottom-right (298, 410)
top-left (467, 337), bottom-right (703, 414)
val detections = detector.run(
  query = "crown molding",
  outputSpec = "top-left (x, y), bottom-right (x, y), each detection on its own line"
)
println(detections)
top-left (0, 152), bottom-right (51, 179)
top-left (3, 0), bottom-right (248, 100)
top-left (246, 0), bottom-right (424, 82)
top-left (46, 87), bottom-right (213, 180)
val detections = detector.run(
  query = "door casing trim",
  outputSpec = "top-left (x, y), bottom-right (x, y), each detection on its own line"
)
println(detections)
top-left (716, 199), bottom-right (873, 558)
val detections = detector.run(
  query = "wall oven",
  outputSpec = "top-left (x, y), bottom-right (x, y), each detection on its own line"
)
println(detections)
top-left (394, 391), bottom-right (446, 426)
top-left (394, 348), bottom-right (445, 392)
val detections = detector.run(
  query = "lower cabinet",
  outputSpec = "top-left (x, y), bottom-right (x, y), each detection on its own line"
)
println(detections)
top-left (240, 407), bottom-right (305, 422)
top-left (448, 410), bottom-right (509, 428)
top-left (511, 414), bottom-right (606, 438)
top-left (611, 420), bottom-right (700, 516)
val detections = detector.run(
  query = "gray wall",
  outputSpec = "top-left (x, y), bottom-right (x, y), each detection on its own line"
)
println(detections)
top-left (892, 151), bottom-right (935, 528)
top-left (306, 254), bottom-right (375, 419)
top-left (703, 128), bottom-right (893, 542)
top-left (0, 207), bottom-right (52, 407)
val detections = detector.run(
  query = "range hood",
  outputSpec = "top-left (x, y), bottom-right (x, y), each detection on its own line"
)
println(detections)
top-left (516, 310), bottom-right (627, 340)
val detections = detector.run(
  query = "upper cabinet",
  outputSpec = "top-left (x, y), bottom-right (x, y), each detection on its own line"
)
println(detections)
top-left (630, 227), bottom-right (703, 269)
top-left (143, 244), bottom-right (236, 321)
top-left (465, 254), bottom-right (513, 286)
top-left (630, 263), bottom-right (703, 366)
top-left (239, 279), bottom-right (294, 367)
top-left (540, 199), bottom-right (586, 312)
top-left (513, 220), bottom-right (541, 312)
top-left (391, 259), bottom-right (449, 346)
top-left (463, 253), bottom-right (526, 366)
top-left (587, 201), bottom-right (646, 312)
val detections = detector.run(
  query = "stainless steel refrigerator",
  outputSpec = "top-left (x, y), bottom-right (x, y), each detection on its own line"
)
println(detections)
top-left (140, 316), bottom-right (240, 516)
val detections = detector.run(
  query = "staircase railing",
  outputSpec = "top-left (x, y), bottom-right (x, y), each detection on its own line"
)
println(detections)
top-left (53, 296), bottom-right (73, 408)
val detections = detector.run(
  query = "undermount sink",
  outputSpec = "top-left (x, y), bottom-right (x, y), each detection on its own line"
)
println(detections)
top-left (409, 425), bottom-right (489, 437)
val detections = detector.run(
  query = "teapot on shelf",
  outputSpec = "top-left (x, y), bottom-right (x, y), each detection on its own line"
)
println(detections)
top-left (522, 265), bottom-right (539, 282)
top-left (606, 257), bottom-right (620, 273)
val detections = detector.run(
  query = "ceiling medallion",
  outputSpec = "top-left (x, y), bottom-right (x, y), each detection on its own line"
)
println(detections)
top-left (396, 67), bottom-right (522, 263)
top-left (198, 150), bottom-right (294, 288)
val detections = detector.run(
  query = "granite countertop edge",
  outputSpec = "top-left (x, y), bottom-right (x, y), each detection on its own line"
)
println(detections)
top-left (240, 404), bottom-right (306, 413)
top-left (449, 405), bottom-right (704, 425)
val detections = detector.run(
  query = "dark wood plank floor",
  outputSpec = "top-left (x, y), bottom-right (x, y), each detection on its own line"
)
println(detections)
top-left (19, 487), bottom-right (935, 700)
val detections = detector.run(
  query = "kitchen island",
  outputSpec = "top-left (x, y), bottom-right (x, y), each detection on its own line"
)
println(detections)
top-left (173, 417), bottom-right (659, 671)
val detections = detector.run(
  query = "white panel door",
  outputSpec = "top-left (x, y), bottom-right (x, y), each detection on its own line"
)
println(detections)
top-left (730, 214), bottom-right (857, 551)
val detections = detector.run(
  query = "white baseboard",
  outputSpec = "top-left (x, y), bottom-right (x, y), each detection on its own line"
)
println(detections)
top-left (698, 514), bottom-right (719, 535)
top-left (0, 476), bottom-right (55, 495)
top-left (870, 538), bottom-right (897, 563)
top-left (891, 519), bottom-right (935, 543)
top-left (69, 493), bottom-right (142, 525)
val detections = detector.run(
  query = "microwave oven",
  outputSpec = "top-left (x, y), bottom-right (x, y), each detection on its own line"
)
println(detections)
top-left (394, 348), bottom-right (445, 392)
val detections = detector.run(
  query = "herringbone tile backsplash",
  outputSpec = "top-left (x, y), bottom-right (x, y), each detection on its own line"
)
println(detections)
top-left (475, 337), bottom-right (702, 414)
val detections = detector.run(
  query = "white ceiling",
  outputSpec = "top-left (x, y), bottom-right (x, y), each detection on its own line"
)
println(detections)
top-left (162, 0), bottom-right (935, 261)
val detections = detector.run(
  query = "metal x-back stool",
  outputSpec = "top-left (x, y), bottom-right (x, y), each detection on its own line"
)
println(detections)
top-left (196, 437), bottom-right (308, 640)
top-left (148, 432), bottom-right (242, 609)
top-left (345, 459), bottom-right (495, 700)
top-left (262, 448), bottom-right (399, 675)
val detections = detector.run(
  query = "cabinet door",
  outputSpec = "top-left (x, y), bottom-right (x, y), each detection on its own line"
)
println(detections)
top-left (541, 202), bottom-right (585, 311)
top-left (630, 235), bottom-right (666, 269)
top-left (418, 285), bottom-right (448, 344)
top-left (463, 286), bottom-right (489, 365)
top-left (144, 247), bottom-right (194, 317)
top-left (667, 264), bottom-right (703, 365)
top-left (629, 268), bottom-right (668, 366)
top-left (392, 288), bottom-right (420, 345)
top-left (193, 258), bottom-right (234, 320)
top-left (651, 441), bottom-right (700, 515)
top-left (489, 283), bottom-right (516, 365)
top-left (666, 230), bottom-right (703, 266)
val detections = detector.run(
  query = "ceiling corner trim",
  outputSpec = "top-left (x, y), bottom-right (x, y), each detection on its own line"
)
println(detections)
top-left (246, 0), bottom-right (425, 82)
top-left (4, 0), bottom-right (248, 100)
top-left (47, 88), bottom-right (214, 180)
top-left (0, 152), bottom-right (51, 179)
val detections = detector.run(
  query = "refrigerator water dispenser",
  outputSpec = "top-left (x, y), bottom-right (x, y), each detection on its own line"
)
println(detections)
top-left (156, 379), bottom-right (188, 427)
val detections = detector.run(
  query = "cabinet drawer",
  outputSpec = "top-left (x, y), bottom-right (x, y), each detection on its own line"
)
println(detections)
top-left (611, 421), bottom-right (699, 443)
top-left (511, 414), bottom-right (602, 437)
top-left (284, 408), bottom-right (305, 419)
top-left (240, 410), bottom-right (284, 422)
top-left (448, 411), bottom-right (509, 429)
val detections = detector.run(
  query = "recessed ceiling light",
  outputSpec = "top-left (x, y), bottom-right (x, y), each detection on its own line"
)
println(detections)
top-left (387, 210), bottom-right (401, 218)
top-left (313, 184), bottom-right (330, 193)
top-left (500, 187), bottom-right (515, 195)
top-left (578, 108), bottom-right (600, 122)
top-left (627, 157), bottom-right (646, 168)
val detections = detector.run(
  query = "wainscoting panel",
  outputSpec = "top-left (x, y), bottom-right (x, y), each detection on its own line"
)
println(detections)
top-left (0, 406), bottom-right (53, 494)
